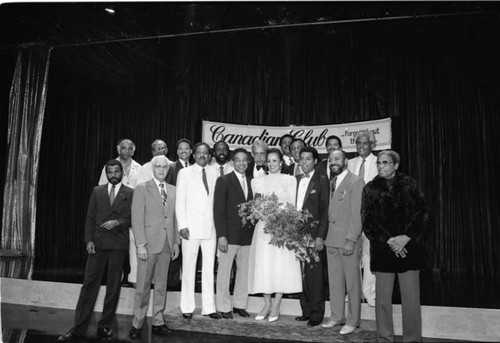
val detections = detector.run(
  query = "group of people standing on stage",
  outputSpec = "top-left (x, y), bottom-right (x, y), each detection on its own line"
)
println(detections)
top-left (57, 129), bottom-right (428, 343)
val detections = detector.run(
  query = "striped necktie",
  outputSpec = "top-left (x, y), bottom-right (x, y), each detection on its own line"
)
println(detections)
top-left (159, 183), bottom-right (167, 206)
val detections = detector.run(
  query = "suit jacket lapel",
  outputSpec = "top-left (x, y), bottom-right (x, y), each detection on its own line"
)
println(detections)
top-left (335, 172), bottom-right (352, 196)
top-left (110, 186), bottom-right (128, 211)
top-left (303, 173), bottom-right (317, 205)
top-left (100, 185), bottom-right (113, 212)
top-left (147, 180), bottom-right (164, 209)
top-left (228, 172), bottom-right (246, 202)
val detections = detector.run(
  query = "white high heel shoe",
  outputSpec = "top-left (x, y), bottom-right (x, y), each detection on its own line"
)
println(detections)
top-left (268, 312), bottom-right (280, 322)
top-left (255, 310), bottom-right (270, 321)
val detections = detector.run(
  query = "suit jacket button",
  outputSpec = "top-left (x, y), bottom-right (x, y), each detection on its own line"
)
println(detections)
top-left (164, 227), bottom-right (166, 230)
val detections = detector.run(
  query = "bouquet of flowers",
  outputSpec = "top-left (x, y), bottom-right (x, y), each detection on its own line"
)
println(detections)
top-left (238, 193), bottom-right (320, 266)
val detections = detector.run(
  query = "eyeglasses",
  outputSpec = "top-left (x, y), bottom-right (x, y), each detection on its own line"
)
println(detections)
top-left (152, 147), bottom-right (166, 152)
top-left (376, 161), bottom-right (394, 166)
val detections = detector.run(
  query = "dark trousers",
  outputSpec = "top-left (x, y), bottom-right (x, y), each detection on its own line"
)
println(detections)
top-left (299, 249), bottom-right (326, 322)
top-left (72, 249), bottom-right (126, 335)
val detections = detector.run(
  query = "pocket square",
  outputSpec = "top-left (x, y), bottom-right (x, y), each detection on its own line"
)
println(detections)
top-left (310, 190), bottom-right (317, 194)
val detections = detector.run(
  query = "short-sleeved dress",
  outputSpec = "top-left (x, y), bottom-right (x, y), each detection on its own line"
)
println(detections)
top-left (248, 173), bottom-right (303, 294)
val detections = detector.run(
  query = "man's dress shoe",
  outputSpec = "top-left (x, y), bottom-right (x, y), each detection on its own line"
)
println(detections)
top-left (307, 320), bottom-right (321, 327)
top-left (295, 316), bottom-right (310, 321)
top-left (221, 311), bottom-right (233, 319)
top-left (128, 327), bottom-right (141, 340)
top-left (97, 328), bottom-right (112, 339)
top-left (56, 331), bottom-right (85, 342)
top-left (182, 313), bottom-right (193, 319)
top-left (339, 325), bottom-right (357, 335)
top-left (152, 325), bottom-right (171, 336)
top-left (204, 312), bottom-right (222, 319)
top-left (233, 308), bottom-right (250, 318)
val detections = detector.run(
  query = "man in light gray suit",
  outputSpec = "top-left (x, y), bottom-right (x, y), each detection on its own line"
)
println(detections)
top-left (129, 155), bottom-right (179, 340)
top-left (323, 150), bottom-right (365, 335)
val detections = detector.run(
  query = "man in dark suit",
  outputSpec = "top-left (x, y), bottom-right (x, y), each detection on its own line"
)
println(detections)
top-left (316, 135), bottom-right (343, 180)
top-left (323, 149), bottom-right (365, 335)
top-left (245, 139), bottom-right (268, 179)
top-left (57, 160), bottom-right (133, 342)
top-left (294, 147), bottom-right (329, 327)
top-left (284, 138), bottom-right (306, 176)
top-left (169, 138), bottom-right (192, 186)
top-left (214, 148), bottom-right (255, 319)
top-left (129, 155), bottom-right (180, 339)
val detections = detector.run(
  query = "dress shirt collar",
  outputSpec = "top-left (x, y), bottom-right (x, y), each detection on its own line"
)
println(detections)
top-left (107, 182), bottom-right (122, 194)
top-left (335, 169), bottom-right (348, 187)
top-left (152, 177), bottom-right (167, 192)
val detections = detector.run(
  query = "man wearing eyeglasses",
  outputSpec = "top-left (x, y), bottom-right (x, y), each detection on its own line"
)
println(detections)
top-left (129, 155), bottom-right (179, 339)
top-left (347, 130), bottom-right (378, 308)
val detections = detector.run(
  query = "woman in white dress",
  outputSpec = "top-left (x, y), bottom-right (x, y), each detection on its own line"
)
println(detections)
top-left (248, 148), bottom-right (302, 322)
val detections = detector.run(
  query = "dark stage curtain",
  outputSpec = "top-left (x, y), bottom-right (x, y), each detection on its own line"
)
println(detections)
top-left (1, 48), bottom-right (51, 279)
top-left (26, 15), bottom-right (500, 285)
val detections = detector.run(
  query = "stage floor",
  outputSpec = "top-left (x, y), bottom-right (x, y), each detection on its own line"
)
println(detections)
top-left (1, 303), bottom-right (465, 343)
top-left (25, 256), bottom-right (500, 309)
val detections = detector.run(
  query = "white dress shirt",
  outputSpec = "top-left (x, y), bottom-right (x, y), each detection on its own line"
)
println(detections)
top-left (107, 182), bottom-right (122, 199)
top-left (296, 170), bottom-right (314, 210)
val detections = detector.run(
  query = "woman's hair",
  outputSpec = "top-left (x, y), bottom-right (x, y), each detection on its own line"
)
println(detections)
top-left (266, 147), bottom-right (283, 161)
top-left (377, 149), bottom-right (401, 164)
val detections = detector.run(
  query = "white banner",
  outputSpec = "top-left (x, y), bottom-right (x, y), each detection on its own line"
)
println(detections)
top-left (202, 118), bottom-right (391, 154)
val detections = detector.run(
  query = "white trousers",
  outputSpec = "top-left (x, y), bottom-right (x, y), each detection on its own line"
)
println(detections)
top-left (361, 232), bottom-right (376, 301)
top-left (180, 238), bottom-right (216, 314)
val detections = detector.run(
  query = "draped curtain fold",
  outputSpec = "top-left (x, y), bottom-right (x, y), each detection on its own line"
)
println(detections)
top-left (1, 48), bottom-right (51, 268)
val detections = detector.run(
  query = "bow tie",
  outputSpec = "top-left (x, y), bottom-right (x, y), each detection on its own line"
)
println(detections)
top-left (256, 165), bottom-right (264, 171)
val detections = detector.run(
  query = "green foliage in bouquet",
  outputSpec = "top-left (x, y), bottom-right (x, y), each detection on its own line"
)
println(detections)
top-left (238, 193), bottom-right (320, 265)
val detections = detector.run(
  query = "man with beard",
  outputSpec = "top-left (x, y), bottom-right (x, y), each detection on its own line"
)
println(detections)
top-left (316, 135), bottom-right (343, 180)
top-left (214, 148), bottom-right (254, 319)
top-left (209, 141), bottom-right (234, 177)
top-left (322, 149), bottom-right (364, 335)
top-left (57, 160), bottom-right (133, 342)
top-left (128, 156), bottom-right (179, 339)
top-left (176, 142), bottom-right (221, 319)
top-left (279, 134), bottom-right (294, 167)
top-left (284, 138), bottom-right (306, 176)
top-left (246, 139), bottom-right (268, 178)
top-left (348, 130), bottom-right (378, 307)
top-left (169, 138), bottom-right (193, 186)
top-left (98, 139), bottom-right (141, 285)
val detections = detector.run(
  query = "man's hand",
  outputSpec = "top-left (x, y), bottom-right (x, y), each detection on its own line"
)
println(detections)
top-left (100, 220), bottom-right (119, 230)
top-left (218, 237), bottom-right (228, 253)
top-left (137, 245), bottom-right (147, 261)
top-left (86, 241), bottom-right (95, 254)
top-left (171, 243), bottom-right (180, 261)
top-left (342, 240), bottom-right (355, 256)
top-left (179, 228), bottom-right (190, 240)
top-left (314, 237), bottom-right (324, 252)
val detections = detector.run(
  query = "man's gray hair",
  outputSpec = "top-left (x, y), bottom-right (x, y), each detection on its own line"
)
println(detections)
top-left (377, 149), bottom-right (400, 164)
top-left (354, 130), bottom-right (377, 143)
top-left (151, 155), bottom-right (170, 170)
top-left (251, 139), bottom-right (268, 152)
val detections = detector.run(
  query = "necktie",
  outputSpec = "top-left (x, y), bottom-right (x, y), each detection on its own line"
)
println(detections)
top-left (219, 165), bottom-right (224, 177)
top-left (358, 158), bottom-right (366, 179)
top-left (241, 175), bottom-right (248, 199)
top-left (330, 177), bottom-right (337, 199)
top-left (202, 168), bottom-right (209, 195)
top-left (159, 183), bottom-right (167, 206)
top-left (256, 165), bottom-right (263, 171)
top-left (185, 161), bottom-right (188, 168)
top-left (109, 185), bottom-right (116, 205)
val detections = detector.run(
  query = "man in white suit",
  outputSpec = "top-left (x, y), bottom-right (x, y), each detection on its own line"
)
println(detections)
top-left (176, 142), bottom-right (221, 319)
top-left (347, 130), bottom-right (378, 307)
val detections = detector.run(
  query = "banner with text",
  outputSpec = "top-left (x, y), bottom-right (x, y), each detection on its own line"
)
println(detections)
top-left (202, 118), bottom-right (391, 154)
